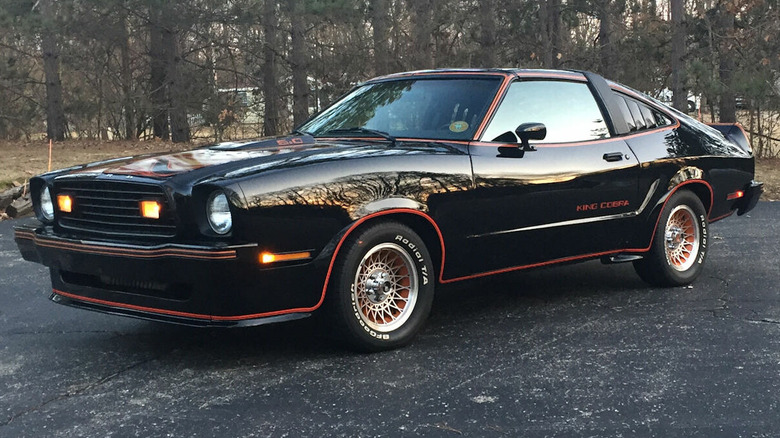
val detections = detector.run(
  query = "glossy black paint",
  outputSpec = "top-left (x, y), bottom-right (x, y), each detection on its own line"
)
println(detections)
top-left (15, 68), bottom-right (761, 326)
top-left (459, 137), bottom-right (640, 277)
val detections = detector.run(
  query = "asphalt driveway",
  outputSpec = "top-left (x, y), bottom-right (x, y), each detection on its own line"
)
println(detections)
top-left (1, 203), bottom-right (778, 437)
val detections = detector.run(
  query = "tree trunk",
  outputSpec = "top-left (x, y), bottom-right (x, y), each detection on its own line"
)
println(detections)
top-left (149, 6), bottom-right (169, 140)
top-left (716, 2), bottom-right (736, 123)
top-left (477, 0), bottom-right (496, 67)
top-left (550, 0), bottom-right (563, 68)
top-left (540, 0), bottom-right (563, 68)
top-left (670, 0), bottom-right (687, 112)
top-left (289, 0), bottom-right (309, 127)
top-left (540, 1), bottom-right (552, 67)
top-left (409, 0), bottom-right (434, 69)
top-left (371, 0), bottom-right (390, 75)
top-left (263, 0), bottom-right (280, 136)
top-left (40, 0), bottom-right (67, 141)
top-left (120, 11), bottom-right (134, 140)
top-left (598, 0), bottom-right (613, 77)
top-left (165, 28), bottom-right (190, 143)
top-left (647, 0), bottom-right (657, 17)
top-left (162, 19), bottom-right (190, 143)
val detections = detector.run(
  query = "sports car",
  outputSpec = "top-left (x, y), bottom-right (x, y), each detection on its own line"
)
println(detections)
top-left (15, 69), bottom-right (762, 351)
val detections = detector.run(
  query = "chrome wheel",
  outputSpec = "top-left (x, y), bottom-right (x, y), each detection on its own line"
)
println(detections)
top-left (352, 242), bottom-right (418, 332)
top-left (664, 205), bottom-right (700, 271)
top-left (634, 190), bottom-right (708, 287)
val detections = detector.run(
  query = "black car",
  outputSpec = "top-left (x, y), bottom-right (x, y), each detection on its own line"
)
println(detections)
top-left (15, 69), bottom-right (762, 351)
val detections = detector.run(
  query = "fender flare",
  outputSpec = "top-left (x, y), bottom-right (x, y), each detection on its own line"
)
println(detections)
top-left (310, 208), bottom-right (447, 313)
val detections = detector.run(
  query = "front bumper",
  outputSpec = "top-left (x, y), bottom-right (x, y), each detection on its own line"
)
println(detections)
top-left (737, 180), bottom-right (763, 215)
top-left (14, 225), bottom-right (326, 326)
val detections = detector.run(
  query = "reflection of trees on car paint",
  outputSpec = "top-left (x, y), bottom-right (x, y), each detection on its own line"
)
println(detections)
top-left (304, 82), bottom-right (410, 133)
top-left (246, 171), bottom-right (472, 218)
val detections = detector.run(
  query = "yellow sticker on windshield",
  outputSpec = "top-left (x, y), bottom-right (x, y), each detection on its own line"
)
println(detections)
top-left (449, 121), bottom-right (469, 133)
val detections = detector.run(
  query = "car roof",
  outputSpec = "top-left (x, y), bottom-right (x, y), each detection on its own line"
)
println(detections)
top-left (368, 68), bottom-right (587, 83)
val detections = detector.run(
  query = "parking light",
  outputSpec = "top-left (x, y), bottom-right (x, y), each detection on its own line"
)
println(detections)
top-left (57, 195), bottom-right (73, 213)
top-left (259, 251), bottom-right (312, 264)
top-left (140, 200), bottom-right (161, 219)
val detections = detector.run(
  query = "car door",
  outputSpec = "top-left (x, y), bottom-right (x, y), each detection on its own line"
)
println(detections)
top-left (446, 78), bottom-right (641, 278)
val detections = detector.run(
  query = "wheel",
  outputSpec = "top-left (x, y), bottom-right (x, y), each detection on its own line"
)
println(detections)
top-left (327, 222), bottom-right (434, 352)
top-left (634, 190), bottom-right (708, 287)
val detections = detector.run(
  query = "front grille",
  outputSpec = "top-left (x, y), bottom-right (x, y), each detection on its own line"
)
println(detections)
top-left (55, 180), bottom-right (177, 238)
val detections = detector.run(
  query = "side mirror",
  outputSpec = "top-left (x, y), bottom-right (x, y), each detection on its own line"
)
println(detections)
top-left (515, 123), bottom-right (546, 151)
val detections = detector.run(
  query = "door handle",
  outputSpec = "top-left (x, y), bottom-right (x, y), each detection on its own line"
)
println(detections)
top-left (603, 152), bottom-right (624, 162)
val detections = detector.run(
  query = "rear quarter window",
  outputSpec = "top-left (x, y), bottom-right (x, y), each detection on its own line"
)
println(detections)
top-left (614, 92), bottom-right (672, 133)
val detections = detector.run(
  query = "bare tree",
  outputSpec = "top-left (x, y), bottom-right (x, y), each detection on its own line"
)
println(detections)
top-left (263, 0), bottom-right (280, 136)
top-left (476, 0), bottom-right (496, 67)
top-left (597, 0), bottom-right (613, 76)
top-left (371, 0), bottom-right (390, 75)
top-left (540, 0), bottom-right (563, 68)
top-left (408, 0), bottom-right (434, 69)
top-left (670, 0), bottom-right (687, 112)
top-left (119, 8), bottom-right (134, 140)
top-left (716, 1), bottom-right (736, 123)
top-left (289, 0), bottom-right (309, 127)
top-left (149, 4), bottom-right (169, 140)
top-left (0, 0), bottom-right (778, 151)
top-left (165, 24), bottom-right (190, 143)
top-left (39, 0), bottom-right (67, 141)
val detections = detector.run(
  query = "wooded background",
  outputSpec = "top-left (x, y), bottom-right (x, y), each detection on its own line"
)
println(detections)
top-left (0, 0), bottom-right (778, 156)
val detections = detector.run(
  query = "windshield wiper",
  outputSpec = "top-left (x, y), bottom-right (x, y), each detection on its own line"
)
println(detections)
top-left (320, 127), bottom-right (396, 146)
top-left (291, 129), bottom-right (313, 136)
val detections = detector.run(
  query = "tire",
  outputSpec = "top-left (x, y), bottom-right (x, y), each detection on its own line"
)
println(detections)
top-left (327, 222), bottom-right (434, 352)
top-left (634, 190), bottom-right (708, 287)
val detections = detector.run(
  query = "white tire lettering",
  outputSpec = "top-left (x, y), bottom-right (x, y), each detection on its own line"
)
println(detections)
top-left (350, 230), bottom-right (433, 341)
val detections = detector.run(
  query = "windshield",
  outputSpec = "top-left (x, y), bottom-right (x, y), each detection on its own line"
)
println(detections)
top-left (299, 77), bottom-right (503, 141)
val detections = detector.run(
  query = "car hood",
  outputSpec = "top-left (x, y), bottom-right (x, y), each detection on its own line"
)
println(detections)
top-left (65, 135), bottom-right (322, 178)
top-left (58, 135), bottom-right (452, 185)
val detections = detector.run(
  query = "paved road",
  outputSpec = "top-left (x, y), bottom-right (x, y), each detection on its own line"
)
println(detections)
top-left (1, 203), bottom-right (779, 437)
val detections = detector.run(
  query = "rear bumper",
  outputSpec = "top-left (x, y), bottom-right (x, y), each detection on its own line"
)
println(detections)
top-left (14, 225), bottom-right (326, 326)
top-left (737, 180), bottom-right (763, 215)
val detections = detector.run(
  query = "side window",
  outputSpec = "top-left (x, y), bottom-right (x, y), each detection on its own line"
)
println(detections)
top-left (482, 80), bottom-right (610, 143)
top-left (615, 92), bottom-right (672, 132)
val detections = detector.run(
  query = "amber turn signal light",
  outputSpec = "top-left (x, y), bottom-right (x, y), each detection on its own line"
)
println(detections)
top-left (259, 251), bottom-right (312, 264)
top-left (727, 190), bottom-right (744, 200)
top-left (140, 200), bottom-right (161, 219)
top-left (57, 195), bottom-right (72, 213)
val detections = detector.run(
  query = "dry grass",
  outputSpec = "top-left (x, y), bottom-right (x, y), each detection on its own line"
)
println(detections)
top-left (1, 139), bottom-right (778, 201)
top-left (755, 158), bottom-right (780, 201)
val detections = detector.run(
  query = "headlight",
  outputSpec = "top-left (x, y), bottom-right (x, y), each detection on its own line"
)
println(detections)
top-left (40, 186), bottom-right (54, 222)
top-left (206, 192), bottom-right (232, 234)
